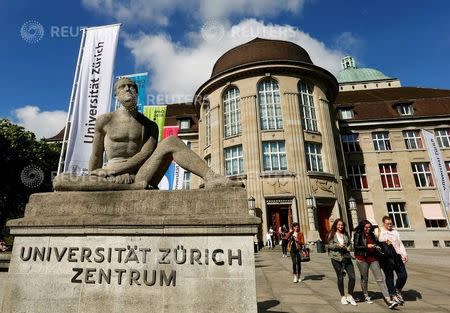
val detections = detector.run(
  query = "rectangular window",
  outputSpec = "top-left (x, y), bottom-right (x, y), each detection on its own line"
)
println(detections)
top-left (341, 133), bottom-right (361, 152)
top-left (397, 104), bottom-right (414, 116)
top-left (372, 132), bottom-right (391, 151)
top-left (179, 119), bottom-right (191, 130)
top-left (299, 82), bottom-right (318, 132)
top-left (379, 164), bottom-right (401, 189)
top-left (224, 145), bottom-right (244, 176)
top-left (412, 162), bottom-right (434, 187)
top-left (403, 130), bottom-right (423, 149)
top-left (446, 161), bottom-right (450, 180)
top-left (348, 165), bottom-right (368, 189)
top-left (182, 171), bottom-right (191, 189)
top-left (356, 204), bottom-right (377, 225)
top-left (387, 203), bottom-right (410, 228)
top-left (262, 141), bottom-right (287, 171)
top-left (305, 142), bottom-right (323, 172)
top-left (402, 240), bottom-right (415, 248)
top-left (205, 108), bottom-right (211, 146)
top-left (422, 203), bottom-right (448, 229)
top-left (339, 108), bottom-right (354, 119)
top-left (205, 155), bottom-right (211, 167)
top-left (435, 128), bottom-right (450, 148)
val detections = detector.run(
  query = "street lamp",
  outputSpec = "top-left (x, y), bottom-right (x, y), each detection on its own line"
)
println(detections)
top-left (306, 194), bottom-right (314, 208)
top-left (348, 196), bottom-right (358, 229)
top-left (348, 197), bottom-right (357, 210)
top-left (248, 196), bottom-right (255, 216)
top-left (305, 194), bottom-right (316, 232)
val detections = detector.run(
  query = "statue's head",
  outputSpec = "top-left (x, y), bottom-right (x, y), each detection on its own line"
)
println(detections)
top-left (114, 77), bottom-right (138, 110)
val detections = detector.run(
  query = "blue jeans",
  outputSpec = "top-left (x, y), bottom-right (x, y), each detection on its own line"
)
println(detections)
top-left (383, 262), bottom-right (408, 295)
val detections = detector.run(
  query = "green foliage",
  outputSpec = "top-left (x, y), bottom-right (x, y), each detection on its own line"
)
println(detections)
top-left (0, 119), bottom-right (61, 239)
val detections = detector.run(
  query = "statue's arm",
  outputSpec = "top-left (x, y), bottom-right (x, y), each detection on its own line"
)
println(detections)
top-left (107, 122), bottom-right (158, 175)
top-left (88, 115), bottom-right (107, 172)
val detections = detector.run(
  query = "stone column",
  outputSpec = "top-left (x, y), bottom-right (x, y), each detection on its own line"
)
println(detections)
top-left (283, 92), bottom-right (309, 231)
top-left (241, 95), bottom-right (265, 240)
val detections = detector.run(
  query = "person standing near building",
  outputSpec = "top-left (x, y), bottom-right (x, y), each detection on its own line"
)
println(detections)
top-left (326, 218), bottom-right (357, 306)
top-left (268, 226), bottom-right (275, 248)
top-left (353, 220), bottom-right (399, 309)
top-left (286, 222), bottom-right (305, 283)
top-left (280, 224), bottom-right (289, 257)
top-left (266, 229), bottom-right (273, 249)
top-left (378, 215), bottom-right (408, 304)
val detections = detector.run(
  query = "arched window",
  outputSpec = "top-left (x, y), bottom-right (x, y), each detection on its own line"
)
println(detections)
top-left (223, 87), bottom-right (241, 137)
top-left (298, 82), bottom-right (318, 132)
top-left (258, 79), bottom-right (282, 130)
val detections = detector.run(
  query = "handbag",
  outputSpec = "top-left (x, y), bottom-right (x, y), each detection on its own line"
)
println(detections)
top-left (287, 238), bottom-right (293, 253)
top-left (300, 246), bottom-right (310, 262)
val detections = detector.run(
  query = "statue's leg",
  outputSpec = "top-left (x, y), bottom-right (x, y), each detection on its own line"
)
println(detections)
top-left (135, 136), bottom-right (210, 186)
top-left (135, 136), bottom-right (243, 188)
top-left (53, 173), bottom-right (146, 191)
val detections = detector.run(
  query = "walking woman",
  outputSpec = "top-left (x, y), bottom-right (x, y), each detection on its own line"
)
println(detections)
top-left (353, 220), bottom-right (399, 309)
top-left (286, 222), bottom-right (305, 283)
top-left (326, 218), bottom-right (357, 306)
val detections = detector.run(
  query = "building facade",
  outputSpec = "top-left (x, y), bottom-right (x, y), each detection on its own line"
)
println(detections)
top-left (193, 38), bottom-right (348, 243)
top-left (335, 79), bottom-right (450, 248)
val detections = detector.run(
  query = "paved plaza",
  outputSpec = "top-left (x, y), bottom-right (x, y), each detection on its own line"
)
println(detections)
top-left (1, 247), bottom-right (449, 312)
top-left (256, 247), bottom-right (450, 312)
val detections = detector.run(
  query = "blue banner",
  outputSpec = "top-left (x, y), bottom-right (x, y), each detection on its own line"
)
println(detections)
top-left (115, 72), bottom-right (148, 113)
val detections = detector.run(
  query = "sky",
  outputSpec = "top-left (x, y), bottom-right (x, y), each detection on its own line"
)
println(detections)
top-left (1, 0), bottom-right (450, 138)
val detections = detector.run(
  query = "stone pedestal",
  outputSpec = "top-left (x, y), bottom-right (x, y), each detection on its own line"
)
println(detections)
top-left (2, 188), bottom-right (260, 313)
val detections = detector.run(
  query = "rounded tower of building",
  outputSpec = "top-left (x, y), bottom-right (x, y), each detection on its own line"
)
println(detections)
top-left (194, 38), bottom-right (346, 243)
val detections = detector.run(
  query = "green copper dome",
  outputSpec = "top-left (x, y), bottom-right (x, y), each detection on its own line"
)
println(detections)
top-left (336, 56), bottom-right (391, 83)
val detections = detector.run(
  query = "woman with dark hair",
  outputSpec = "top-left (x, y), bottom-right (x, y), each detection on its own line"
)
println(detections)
top-left (326, 218), bottom-right (357, 306)
top-left (280, 224), bottom-right (289, 258)
top-left (353, 220), bottom-right (399, 309)
top-left (286, 222), bottom-right (304, 283)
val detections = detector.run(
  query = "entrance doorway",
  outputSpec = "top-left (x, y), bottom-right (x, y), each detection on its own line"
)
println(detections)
top-left (267, 203), bottom-right (293, 242)
top-left (317, 205), bottom-right (333, 242)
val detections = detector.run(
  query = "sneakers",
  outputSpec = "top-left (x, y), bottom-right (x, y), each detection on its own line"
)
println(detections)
top-left (346, 295), bottom-right (357, 306)
top-left (341, 296), bottom-right (348, 305)
top-left (364, 296), bottom-right (373, 304)
top-left (293, 275), bottom-right (298, 283)
top-left (391, 294), bottom-right (403, 306)
top-left (387, 300), bottom-right (399, 310)
top-left (396, 292), bottom-right (405, 304)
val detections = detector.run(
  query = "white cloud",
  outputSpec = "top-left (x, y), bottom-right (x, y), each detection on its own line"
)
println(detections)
top-left (13, 106), bottom-right (67, 139)
top-left (124, 19), bottom-right (344, 101)
top-left (333, 31), bottom-right (362, 55)
top-left (82, 0), bottom-right (306, 25)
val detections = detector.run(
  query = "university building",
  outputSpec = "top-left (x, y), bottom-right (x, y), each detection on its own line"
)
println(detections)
top-left (335, 56), bottom-right (450, 248)
top-left (48, 38), bottom-right (450, 249)
top-left (189, 39), bottom-right (450, 248)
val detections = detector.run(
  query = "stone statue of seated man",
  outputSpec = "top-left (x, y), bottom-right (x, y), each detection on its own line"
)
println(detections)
top-left (53, 77), bottom-right (242, 191)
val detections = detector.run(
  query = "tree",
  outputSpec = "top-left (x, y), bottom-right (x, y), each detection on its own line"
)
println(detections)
top-left (0, 119), bottom-right (61, 241)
